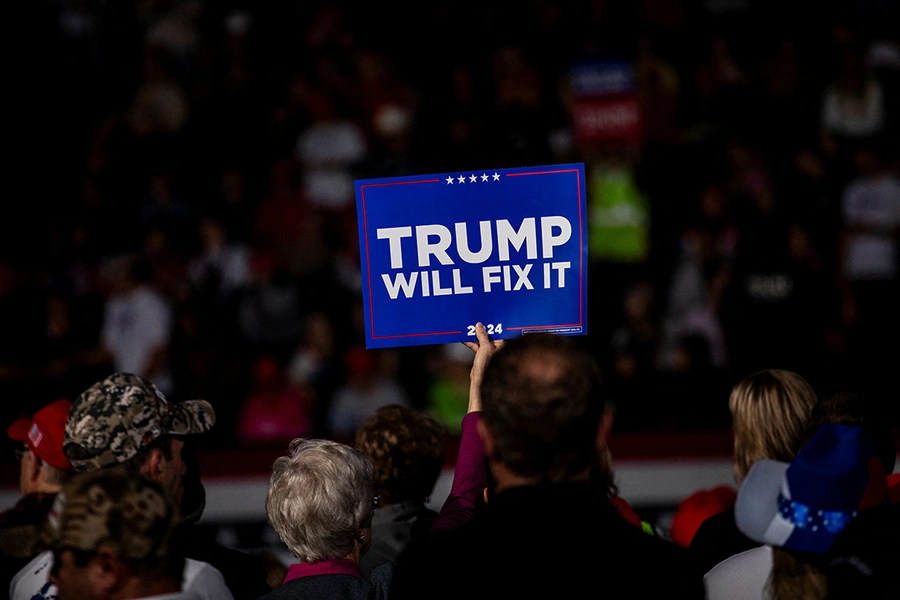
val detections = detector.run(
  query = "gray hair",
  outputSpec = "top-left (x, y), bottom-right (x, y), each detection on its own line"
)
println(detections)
top-left (266, 438), bottom-right (374, 563)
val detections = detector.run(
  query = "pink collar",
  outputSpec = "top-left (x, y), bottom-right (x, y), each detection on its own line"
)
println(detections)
top-left (283, 559), bottom-right (363, 584)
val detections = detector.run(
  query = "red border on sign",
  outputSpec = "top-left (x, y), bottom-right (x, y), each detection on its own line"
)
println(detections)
top-left (505, 168), bottom-right (584, 332)
top-left (359, 168), bottom-right (585, 340)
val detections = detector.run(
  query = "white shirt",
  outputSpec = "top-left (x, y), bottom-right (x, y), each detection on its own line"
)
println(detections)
top-left (10, 550), bottom-right (234, 600)
top-left (295, 119), bottom-right (368, 209)
top-left (187, 243), bottom-right (251, 299)
top-left (821, 78), bottom-right (885, 138)
top-left (101, 284), bottom-right (174, 394)
top-left (841, 173), bottom-right (900, 280)
top-left (704, 545), bottom-right (773, 600)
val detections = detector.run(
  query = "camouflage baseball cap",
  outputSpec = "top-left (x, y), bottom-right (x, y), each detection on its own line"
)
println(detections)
top-left (64, 373), bottom-right (215, 472)
top-left (45, 470), bottom-right (185, 561)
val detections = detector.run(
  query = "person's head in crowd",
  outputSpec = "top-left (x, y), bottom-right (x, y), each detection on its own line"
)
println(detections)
top-left (8, 399), bottom-right (75, 496)
top-left (3, 400), bottom-right (76, 577)
top-left (63, 372), bottom-right (216, 504)
top-left (354, 404), bottom-right (446, 507)
top-left (803, 390), bottom-right (896, 476)
top-left (266, 438), bottom-right (376, 564)
top-left (735, 423), bottom-right (888, 600)
top-left (803, 390), bottom-right (899, 600)
top-left (728, 369), bottom-right (818, 485)
top-left (477, 332), bottom-right (606, 488)
top-left (45, 470), bottom-right (189, 600)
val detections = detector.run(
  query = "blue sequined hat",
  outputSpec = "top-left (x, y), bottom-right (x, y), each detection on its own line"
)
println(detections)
top-left (735, 424), bottom-right (887, 554)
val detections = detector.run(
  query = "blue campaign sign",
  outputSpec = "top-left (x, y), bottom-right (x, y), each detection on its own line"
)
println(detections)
top-left (355, 163), bottom-right (588, 349)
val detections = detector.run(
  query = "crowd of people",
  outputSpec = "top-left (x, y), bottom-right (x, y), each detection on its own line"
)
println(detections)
top-left (3, 1), bottom-right (899, 451)
top-left (2, 2), bottom-right (900, 597)
top-left (3, 324), bottom-right (897, 598)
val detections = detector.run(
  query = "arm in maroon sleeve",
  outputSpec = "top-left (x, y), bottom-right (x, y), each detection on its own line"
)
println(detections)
top-left (430, 410), bottom-right (485, 533)
top-left (430, 322), bottom-right (502, 534)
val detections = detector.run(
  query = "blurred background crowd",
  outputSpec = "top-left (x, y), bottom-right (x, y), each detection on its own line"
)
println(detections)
top-left (3, 0), bottom-right (899, 459)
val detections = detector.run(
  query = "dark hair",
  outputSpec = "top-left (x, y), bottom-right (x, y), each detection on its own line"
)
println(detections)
top-left (119, 435), bottom-right (176, 477)
top-left (480, 333), bottom-right (604, 481)
top-left (803, 391), bottom-right (896, 474)
top-left (354, 405), bottom-right (446, 505)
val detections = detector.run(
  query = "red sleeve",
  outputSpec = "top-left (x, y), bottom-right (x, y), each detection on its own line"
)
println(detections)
top-left (431, 412), bottom-right (486, 533)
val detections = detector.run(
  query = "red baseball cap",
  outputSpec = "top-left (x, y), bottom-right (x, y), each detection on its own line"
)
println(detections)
top-left (7, 399), bottom-right (74, 471)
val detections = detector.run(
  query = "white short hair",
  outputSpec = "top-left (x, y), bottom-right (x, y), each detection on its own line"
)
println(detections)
top-left (266, 438), bottom-right (374, 563)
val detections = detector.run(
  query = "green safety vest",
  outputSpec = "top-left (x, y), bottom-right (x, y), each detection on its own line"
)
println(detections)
top-left (588, 165), bottom-right (650, 263)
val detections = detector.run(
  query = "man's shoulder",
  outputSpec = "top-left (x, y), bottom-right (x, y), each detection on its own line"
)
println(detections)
top-left (183, 537), bottom-right (271, 599)
top-left (593, 519), bottom-right (707, 594)
top-left (141, 593), bottom-right (203, 600)
top-left (182, 557), bottom-right (237, 600)
top-left (393, 523), bottom-right (705, 600)
top-left (610, 519), bottom-right (702, 562)
top-left (706, 545), bottom-right (772, 576)
top-left (10, 552), bottom-right (234, 600)
top-left (0, 492), bottom-right (56, 528)
top-left (9, 551), bottom-right (54, 600)
top-left (184, 556), bottom-right (227, 583)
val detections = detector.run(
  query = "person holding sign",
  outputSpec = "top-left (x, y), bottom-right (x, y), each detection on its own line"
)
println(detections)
top-left (389, 326), bottom-right (705, 599)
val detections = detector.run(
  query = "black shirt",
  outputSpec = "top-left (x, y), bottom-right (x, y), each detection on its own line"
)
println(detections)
top-left (688, 506), bottom-right (761, 574)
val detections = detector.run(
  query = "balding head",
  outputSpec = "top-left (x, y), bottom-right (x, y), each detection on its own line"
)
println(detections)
top-left (479, 333), bottom-right (604, 483)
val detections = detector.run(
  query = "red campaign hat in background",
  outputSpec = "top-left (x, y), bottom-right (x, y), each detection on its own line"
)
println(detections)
top-left (7, 399), bottom-right (74, 471)
top-left (669, 484), bottom-right (738, 548)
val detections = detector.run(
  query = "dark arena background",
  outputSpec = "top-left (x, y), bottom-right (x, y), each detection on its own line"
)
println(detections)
top-left (4, 0), bottom-right (899, 565)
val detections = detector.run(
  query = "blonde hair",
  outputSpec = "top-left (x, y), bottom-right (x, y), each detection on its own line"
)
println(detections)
top-left (729, 369), bottom-right (817, 484)
top-left (767, 548), bottom-right (828, 600)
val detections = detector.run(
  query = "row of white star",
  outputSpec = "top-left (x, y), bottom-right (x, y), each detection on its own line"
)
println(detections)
top-left (445, 173), bottom-right (502, 184)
